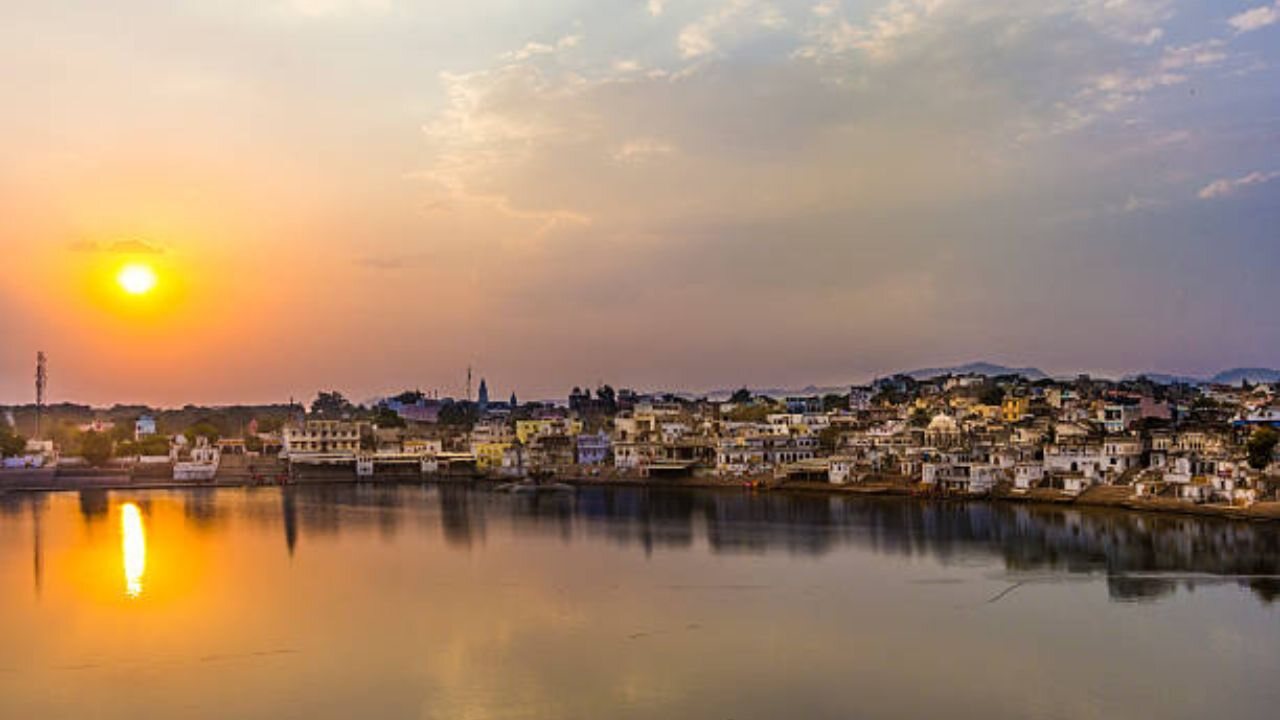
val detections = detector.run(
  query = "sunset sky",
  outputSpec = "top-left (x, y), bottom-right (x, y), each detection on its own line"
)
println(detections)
top-left (2, 0), bottom-right (1278, 406)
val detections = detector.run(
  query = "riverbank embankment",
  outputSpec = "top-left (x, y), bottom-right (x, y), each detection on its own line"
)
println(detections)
top-left (3, 469), bottom-right (1279, 524)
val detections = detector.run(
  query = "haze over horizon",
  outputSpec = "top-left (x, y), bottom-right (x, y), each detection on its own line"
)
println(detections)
top-left (2, 1), bottom-right (1278, 406)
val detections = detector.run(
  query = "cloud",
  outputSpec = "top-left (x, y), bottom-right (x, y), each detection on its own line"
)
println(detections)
top-left (403, 0), bottom-right (1277, 371)
top-left (281, 0), bottom-right (392, 19)
top-left (1074, 0), bottom-right (1172, 45)
top-left (1197, 171), bottom-right (1280, 199)
top-left (1229, 3), bottom-right (1280, 33)
top-left (796, 0), bottom-right (947, 63)
top-left (501, 42), bottom-right (556, 62)
top-left (678, 0), bottom-right (786, 58)
top-left (69, 239), bottom-right (166, 255)
top-left (612, 59), bottom-right (643, 73)
top-left (499, 34), bottom-right (580, 62)
top-left (1122, 195), bottom-right (1162, 213)
top-left (1042, 37), bottom-right (1229, 136)
top-left (418, 0), bottom-right (1254, 233)
top-left (797, 0), bottom-right (1172, 64)
top-left (611, 138), bottom-right (676, 164)
top-left (1158, 39), bottom-right (1227, 71)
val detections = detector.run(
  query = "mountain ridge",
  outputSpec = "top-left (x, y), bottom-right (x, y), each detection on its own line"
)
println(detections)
top-left (700, 362), bottom-right (1280, 400)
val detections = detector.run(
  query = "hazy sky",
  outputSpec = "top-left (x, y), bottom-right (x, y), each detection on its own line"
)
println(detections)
top-left (1, 0), bottom-right (1278, 406)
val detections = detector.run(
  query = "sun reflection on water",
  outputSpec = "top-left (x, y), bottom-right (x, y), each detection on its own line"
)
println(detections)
top-left (120, 503), bottom-right (147, 598)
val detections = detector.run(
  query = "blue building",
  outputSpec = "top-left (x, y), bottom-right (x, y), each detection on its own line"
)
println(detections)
top-left (135, 414), bottom-right (157, 440)
top-left (576, 431), bottom-right (611, 465)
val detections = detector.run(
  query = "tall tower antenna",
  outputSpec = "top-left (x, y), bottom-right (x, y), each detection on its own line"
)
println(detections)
top-left (35, 352), bottom-right (47, 440)
top-left (466, 366), bottom-right (473, 403)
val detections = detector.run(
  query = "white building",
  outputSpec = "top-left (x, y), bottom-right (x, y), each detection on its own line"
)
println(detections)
top-left (828, 456), bottom-right (864, 485)
top-left (1043, 441), bottom-right (1104, 477)
top-left (1101, 436), bottom-right (1143, 475)
top-left (174, 438), bottom-right (219, 481)
top-left (135, 415), bottom-right (157, 440)
top-left (921, 454), bottom-right (1003, 494)
top-left (1013, 463), bottom-right (1044, 491)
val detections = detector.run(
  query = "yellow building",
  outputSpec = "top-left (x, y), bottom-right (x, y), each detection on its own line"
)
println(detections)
top-left (515, 418), bottom-right (584, 444)
top-left (404, 438), bottom-right (444, 455)
top-left (473, 442), bottom-right (512, 471)
top-left (970, 404), bottom-right (1001, 421)
top-left (1002, 397), bottom-right (1030, 423)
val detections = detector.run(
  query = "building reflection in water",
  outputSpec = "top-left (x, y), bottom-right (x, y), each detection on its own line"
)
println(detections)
top-left (438, 484), bottom-right (485, 548)
top-left (78, 489), bottom-right (110, 527)
top-left (14, 485), bottom-right (1269, 607)
top-left (31, 500), bottom-right (43, 599)
top-left (120, 502), bottom-right (147, 599)
top-left (258, 485), bottom-right (1280, 606)
top-left (281, 487), bottom-right (298, 557)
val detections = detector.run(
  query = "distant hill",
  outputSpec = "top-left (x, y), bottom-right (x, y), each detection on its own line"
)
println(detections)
top-left (1210, 368), bottom-right (1280, 385)
top-left (904, 362), bottom-right (1049, 381)
top-left (700, 363), bottom-right (1277, 401)
top-left (1125, 368), bottom-right (1280, 386)
top-left (1127, 373), bottom-right (1204, 386)
top-left (703, 384), bottom-right (850, 400)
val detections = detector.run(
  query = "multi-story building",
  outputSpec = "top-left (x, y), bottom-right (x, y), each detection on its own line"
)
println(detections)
top-left (472, 442), bottom-right (512, 471)
top-left (283, 421), bottom-right (360, 457)
top-left (576, 431), bottom-right (611, 465)
top-left (716, 433), bottom-right (817, 475)
top-left (1001, 397), bottom-right (1030, 424)
top-left (921, 452), bottom-right (1004, 494)
top-left (516, 418), bottom-right (584, 444)
top-left (849, 386), bottom-right (874, 412)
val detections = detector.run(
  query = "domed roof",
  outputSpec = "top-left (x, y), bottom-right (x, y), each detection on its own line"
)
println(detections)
top-left (927, 414), bottom-right (958, 432)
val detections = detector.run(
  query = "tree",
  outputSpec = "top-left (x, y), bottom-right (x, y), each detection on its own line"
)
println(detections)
top-left (81, 431), bottom-right (114, 467)
top-left (374, 406), bottom-right (406, 428)
top-left (0, 424), bottom-right (26, 457)
top-left (725, 403), bottom-right (773, 423)
top-left (311, 391), bottom-right (354, 419)
top-left (1247, 427), bottom-right (1279, 471)
top-left (438, 401), bottom-right (478, 428)
top-left (596, 385), bottom-right (618, 414)
top-left (50, 421), bottom-right (83, 455)
top-left (729, 387), bottom-right (752, 404)
top-left (909, 406), bottom-right (932, 428)
top-left (109, 421), bottom-right (136, 444)
top-left (978, 384), bottom-right (1005, 406)
top-left (817, 425), bottom-right (841, 453)
top-left (822, 393), bottom-right (848, 412)
top-left (390, 390), bottom-right (425, 405)
top-left (185, 421), bottom-right (221, 443)
top-left (873, 389), bottom-right (907, 406)
top-left (117, 435), bottom-right (171, 457)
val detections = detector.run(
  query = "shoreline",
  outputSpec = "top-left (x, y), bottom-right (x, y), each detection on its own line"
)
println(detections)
top-left (3, 472), bottom-right (1279, 525)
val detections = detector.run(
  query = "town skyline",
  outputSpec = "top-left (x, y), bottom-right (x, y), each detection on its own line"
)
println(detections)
top-left (3, 355), bottom-right (1279, 409)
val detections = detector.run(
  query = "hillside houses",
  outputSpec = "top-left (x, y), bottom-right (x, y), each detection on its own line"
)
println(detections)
top-left (6, 370), bottom-right (1278, 506)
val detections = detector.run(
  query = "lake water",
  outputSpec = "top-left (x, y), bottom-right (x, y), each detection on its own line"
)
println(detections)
top-left (1, 485), bottom-right (1278, 719)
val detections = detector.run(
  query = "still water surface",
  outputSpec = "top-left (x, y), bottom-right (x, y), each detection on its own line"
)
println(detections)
top-left (1, 486), bottom-right (1278, 719)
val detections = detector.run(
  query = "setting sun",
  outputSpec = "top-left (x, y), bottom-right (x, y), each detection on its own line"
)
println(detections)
top-left (117, 263), bottom-right (158, 296)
